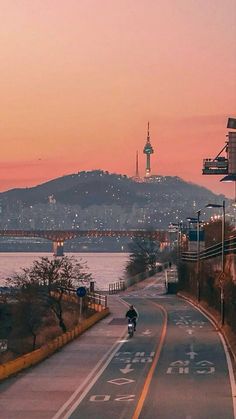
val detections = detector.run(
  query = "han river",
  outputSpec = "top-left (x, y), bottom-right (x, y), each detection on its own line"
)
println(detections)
top-left (0, 253), bottom-right (129, 290)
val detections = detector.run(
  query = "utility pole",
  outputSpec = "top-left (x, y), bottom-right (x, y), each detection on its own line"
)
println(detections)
top-left (197, 209), bottom-right (201, 302)
top-left (206, 200), bottom-right (226, 325)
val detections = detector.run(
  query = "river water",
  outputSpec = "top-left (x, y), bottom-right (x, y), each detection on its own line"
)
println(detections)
top-left (0, 253), bottom-right (129, 290)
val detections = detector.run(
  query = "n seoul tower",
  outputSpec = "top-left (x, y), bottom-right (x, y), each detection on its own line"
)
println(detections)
top-left (143, 122), bottom-right (154, 177)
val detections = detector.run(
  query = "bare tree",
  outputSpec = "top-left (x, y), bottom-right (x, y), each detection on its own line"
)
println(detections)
top-left (126, 237), bottom-right (160, 276)
top-left (6, 256), bottom-right (92, 334)
top-left (15, 287), bottom-right (47, 350)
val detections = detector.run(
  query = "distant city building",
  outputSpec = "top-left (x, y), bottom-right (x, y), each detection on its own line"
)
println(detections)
top-left (48, 194), bottom-right (56, 204)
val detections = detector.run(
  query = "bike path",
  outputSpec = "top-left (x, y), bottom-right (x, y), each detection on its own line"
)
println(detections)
top-left (138, 297), bottom-right (235, 419)
top-left (68, 298), bottom-right (166, 419)
top-left (66, 295), bottom-right (236, 419)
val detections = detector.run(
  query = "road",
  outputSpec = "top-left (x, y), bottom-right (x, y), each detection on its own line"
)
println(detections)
top-left (0, 273), bottom-right (235, 419)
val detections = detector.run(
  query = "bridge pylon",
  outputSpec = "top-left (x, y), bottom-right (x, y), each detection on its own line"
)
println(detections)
top-left (53, 240), bottom-right (64, 257)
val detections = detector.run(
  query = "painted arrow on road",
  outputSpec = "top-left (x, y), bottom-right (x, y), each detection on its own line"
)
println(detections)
top-left (119, 364), bottom-right (134, 374)
top-left (142, 329), bottom-right (152, 335)
top-left (186, 344), bottom-right (198, 360)
top-left (186, 351), bottom-right (198, 360)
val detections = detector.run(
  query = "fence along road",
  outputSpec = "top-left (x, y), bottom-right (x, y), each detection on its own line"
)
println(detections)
top-left (181, 233), bottom-right (236, 262)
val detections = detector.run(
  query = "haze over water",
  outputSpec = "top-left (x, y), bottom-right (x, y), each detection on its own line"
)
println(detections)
top-left (0, 252), bottom-right (129, 290)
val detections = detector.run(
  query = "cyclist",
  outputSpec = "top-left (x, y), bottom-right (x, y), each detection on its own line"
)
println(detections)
top-left (125, 305), bottom-right (138, 331)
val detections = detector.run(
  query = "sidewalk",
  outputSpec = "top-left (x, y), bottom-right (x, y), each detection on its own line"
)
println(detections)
top-left (120, 269), bottom-right (167, 293)
top-left (0, 295), bottom-right (128, 419)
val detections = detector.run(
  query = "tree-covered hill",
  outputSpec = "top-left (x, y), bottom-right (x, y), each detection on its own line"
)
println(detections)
top-left (0, 170), bottom-right (227, 230)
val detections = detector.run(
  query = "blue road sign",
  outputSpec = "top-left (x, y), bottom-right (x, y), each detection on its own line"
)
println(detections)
top-left (76, 286), bottom-right (87, 298)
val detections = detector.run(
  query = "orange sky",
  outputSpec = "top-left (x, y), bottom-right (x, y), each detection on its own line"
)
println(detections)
top-left (0, 0), bottom-right (236, 197)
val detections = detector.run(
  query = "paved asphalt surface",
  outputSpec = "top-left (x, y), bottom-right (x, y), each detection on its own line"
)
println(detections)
top-left (0, 272), bottom-right (235, 419)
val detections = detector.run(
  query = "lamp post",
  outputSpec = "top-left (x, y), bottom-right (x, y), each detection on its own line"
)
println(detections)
top-left (186, 213), bottom-right (202, 301)
top-left (205, 200), bottom-right (226, 325)
top-left (169, 222), bottom-right (182, 261)
top-left (196, 210), bottom-right (201, 302)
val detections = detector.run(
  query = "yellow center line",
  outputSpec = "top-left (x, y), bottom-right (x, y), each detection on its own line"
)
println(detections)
top-left (132, 301), bottom-right (168, 419)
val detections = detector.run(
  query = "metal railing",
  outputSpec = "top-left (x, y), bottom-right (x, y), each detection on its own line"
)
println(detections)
top-left (87, 291), bottom-right (107, 308)
top-left (56, 286), bottom-right (107, 308)
top-left (108, 280), bottom-right (126, 294)
top-left (0, 285), bottom-right (108, 308)
top-left (181, 234), bottom-right (236, 262)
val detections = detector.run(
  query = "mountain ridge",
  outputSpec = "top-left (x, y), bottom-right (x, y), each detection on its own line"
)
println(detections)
top-left (0, 170), bottom-right (227, 230)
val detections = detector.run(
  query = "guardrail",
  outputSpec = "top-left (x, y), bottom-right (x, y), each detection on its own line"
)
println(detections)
top-left (181, 234), bottom-right (236, 262)
top-left (87, 291), bottom-right (107, 309)
top-left (108, 280), bottom-right (126, 294)
top-left (61, 286), bottom-right (108, 308)
top-left (108, 264), bottom-right (168, 294)
top-left (0, 286), bottom-right (108, 310)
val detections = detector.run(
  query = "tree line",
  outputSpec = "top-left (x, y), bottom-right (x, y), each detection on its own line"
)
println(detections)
top-left (0, 256), bottom-right (92, 355)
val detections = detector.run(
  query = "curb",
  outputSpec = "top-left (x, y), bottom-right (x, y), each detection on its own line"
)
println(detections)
top-left (178, 292), bottom-right (236, 366)
top-left (0, 306), bottom-right (109, 382)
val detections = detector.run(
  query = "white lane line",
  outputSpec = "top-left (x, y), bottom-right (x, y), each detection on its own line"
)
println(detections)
top-left (185, 299), bottom-right (236, 419)
top-left (52, 298), bottom-right (129, 419)
top-left (218, 332), bottom-right (236, 418)
top-left (52, 334), bottom-right (126, 419)
top-left (61, 335), bottom-right (127, 418)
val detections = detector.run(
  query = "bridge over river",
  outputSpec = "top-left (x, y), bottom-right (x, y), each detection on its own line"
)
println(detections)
top-left (0, 229), bottom-right (169, 256)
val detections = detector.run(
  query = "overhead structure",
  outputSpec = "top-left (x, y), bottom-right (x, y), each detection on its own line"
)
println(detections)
top-left (227, 131), bottom-right (236, 175)
top-left (202, 117), bottom-right (236, 177)
top-left (202, 156), bottom-right (228, 175)
top-left (143, 122), bottom-right (154, 177)
top-left (202, 117), bottom-right (236, 201)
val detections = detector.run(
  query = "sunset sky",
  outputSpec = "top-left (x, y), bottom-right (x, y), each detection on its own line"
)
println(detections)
top-left (0, 0), bottom-right (236, 197)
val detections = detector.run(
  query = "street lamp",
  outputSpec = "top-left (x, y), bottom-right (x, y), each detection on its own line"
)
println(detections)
top-left (196, 210), bottom-right (202, 302)
top-left (205, 200), bottom-right (226, 325)
top-left (186, 213), bottom-right (203, 301)
top-left (169, 222), bottom-right (182, 260)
